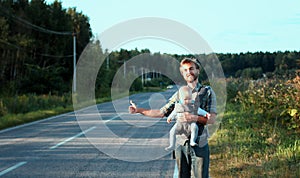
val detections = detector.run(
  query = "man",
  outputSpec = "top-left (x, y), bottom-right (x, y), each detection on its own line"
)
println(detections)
top-left (129, 57), bottom-right (217, 178)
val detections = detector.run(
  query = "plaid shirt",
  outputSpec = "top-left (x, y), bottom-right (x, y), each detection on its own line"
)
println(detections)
top-left (160, 83), bottom-right (217, 145)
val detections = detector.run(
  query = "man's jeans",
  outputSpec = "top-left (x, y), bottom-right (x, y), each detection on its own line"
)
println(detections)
top-left (175, 143), bottom-right (209, 178)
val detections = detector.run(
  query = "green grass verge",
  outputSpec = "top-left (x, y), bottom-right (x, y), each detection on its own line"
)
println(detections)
top-left (209, 103), bottom-right (300, 177)
top-left (0, 106), bottom-right (74, 130)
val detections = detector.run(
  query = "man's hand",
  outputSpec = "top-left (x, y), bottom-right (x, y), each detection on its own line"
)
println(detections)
top-left (128, 100), bottom-right (137, 114)
top-left (205, 113), bottom-right (211, 120)
top-left (182, 112), bottom-right (193, 122)
top-left (128, 100), bottom-right (165, 118)
top-left (182, 112), bottom-right (209, 125)
top-left (207, 113), bottom-right (216, 124)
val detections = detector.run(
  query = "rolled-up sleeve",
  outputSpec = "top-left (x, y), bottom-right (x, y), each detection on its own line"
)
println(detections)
top-left (160, 91), bottom-right (178, 117)
top-left (208, 88), bottom-right (217, 114)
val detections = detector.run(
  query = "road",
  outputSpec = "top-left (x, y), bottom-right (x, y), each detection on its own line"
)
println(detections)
top-left (0, 88), bottom-right (178, 177)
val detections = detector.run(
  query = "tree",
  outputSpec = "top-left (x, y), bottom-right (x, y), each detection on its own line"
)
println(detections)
top-left (0, 0), bottom-right (92, 95)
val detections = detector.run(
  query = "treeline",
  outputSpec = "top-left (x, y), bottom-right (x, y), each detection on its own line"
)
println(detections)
top-left (52, 47), bottom-right (300, 99)
top-left (0, 0), bottom-right (92, 95)
top-left (218, 51), bottom-right (300, 79)
top-left (1, 0), bottom-right (300, 98)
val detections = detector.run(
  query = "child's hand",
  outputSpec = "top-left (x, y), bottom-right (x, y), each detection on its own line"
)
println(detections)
top-left (167, 117), bottom-right (172, 123)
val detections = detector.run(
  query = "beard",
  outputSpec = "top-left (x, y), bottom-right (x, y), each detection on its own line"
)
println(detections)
top-left (185, 73), bottom-right (198, 83)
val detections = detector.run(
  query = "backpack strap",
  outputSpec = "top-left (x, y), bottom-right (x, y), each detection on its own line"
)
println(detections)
top-left (199, 86), bottom-right (212, 112)
top-left (193, 85), bottom-right (211, 113)
top-left (194, 85), bottom-right (211, 136)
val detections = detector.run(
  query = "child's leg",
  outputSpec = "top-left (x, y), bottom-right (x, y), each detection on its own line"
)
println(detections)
top-left (165, 123), bottom-right (177, 151)
top-left (190, 122), bottom-right (198, 146)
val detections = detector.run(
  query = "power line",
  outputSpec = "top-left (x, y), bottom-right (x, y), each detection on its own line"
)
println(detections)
top-left (0, 38), bottom-right (74, 58)
top-left (0, 6), bottom-right (73, 35)
top-left (9, 12), bottom-right (73, 35)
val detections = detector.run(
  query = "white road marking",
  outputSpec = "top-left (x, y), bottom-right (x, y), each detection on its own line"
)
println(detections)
top-left (0, 161), bottom-right (27, 177)
top-left (141, 100), bottom-right (148, 105)
top-left (0, 99), bottom-right (164, 175)
top-left (104, 113), bottom-right (125, 123)
top-left (49, 113), bottom-right (123, 150)
top-left (49, 126), bottom-right (96, 150)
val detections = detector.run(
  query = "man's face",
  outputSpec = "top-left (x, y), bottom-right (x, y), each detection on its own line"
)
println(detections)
top-left (180, 62), bottom-right (199, 83)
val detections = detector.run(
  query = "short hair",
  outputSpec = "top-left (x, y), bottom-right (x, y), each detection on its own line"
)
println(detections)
top-left (180, 58), bottom-right (200, 69)
top-left (178, 86), bottom-right (191, 100)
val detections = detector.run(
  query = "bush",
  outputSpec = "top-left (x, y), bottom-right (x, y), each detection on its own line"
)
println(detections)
top-left (2, 93), bottom-right (72, 114)
top-left (226, 78), bottom-right (250, 102)
top-left (235, 75), bottom-right (300, 131)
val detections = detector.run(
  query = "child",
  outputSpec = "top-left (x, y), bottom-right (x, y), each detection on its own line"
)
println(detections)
top-left (165, 86), bottom-right (210, 151)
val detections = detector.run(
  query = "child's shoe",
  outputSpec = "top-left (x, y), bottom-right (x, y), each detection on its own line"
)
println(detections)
top-left (190, 141), bottom-right (198, 147)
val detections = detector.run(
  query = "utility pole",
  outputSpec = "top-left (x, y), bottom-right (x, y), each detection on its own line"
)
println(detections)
top-left (73, 32), bottom-right (76, 93)
top-left (105, 49), bottom-right (109, 70)
top-left (141, 67), bottom-right (144, 87)
top-left (124, 59), bottom-right (126, 78)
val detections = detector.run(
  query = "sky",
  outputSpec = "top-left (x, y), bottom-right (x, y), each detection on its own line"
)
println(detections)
top-left (46, 0), bottom-right (300, 54)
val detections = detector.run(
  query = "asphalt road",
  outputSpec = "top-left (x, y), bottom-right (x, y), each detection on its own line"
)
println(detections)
top-left (0, 88), bottom-right (178, 178)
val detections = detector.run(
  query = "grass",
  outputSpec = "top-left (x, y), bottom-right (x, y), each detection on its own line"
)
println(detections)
top-left (209, 103), bottom-right (300, 178)
top-left (0, 87), bottom-right (165, 130)
top-left (0, 95), bottom-right (114, 130)
top-left (0, 106), bottom-right (74, 130)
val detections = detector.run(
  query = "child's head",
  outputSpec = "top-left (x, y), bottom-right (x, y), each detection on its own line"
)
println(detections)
top-left (178, 86), bottom-right (192, 105)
